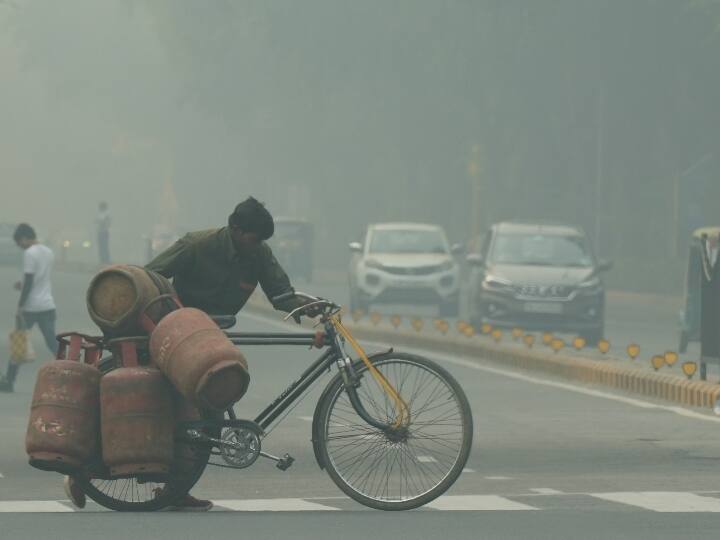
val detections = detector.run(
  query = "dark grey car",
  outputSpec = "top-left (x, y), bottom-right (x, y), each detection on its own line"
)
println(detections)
top-left (465, 221), bottom-right (612, 344)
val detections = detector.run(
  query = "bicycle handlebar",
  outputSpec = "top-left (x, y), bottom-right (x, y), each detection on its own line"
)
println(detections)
top-left (271, 290), bottom-right (320, 305)
top-left (271, 290), bottom-right (339, 323)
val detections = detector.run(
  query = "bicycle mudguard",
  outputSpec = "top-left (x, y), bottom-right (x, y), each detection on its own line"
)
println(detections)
top-left (311, 350), bottom-right (391, 470)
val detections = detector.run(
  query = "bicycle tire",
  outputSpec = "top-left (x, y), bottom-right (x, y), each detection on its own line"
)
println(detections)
top-left (75, 413), bottom-right (216, 512)
top-left (316, 352), bottom-right (473, 510)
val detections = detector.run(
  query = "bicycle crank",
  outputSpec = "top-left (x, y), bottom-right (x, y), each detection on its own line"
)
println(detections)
top-left (185, 424), bottom-right (263, 469)
top-left (259, 451), bottom-right (295, 471)
top-left (220, 427), bottom-right (262, 468)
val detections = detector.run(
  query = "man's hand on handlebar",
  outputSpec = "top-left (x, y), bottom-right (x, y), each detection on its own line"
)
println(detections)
top-left (272, 291), bottom-right (335, 324)
top-left (290, 298), bottom-right (325, 324)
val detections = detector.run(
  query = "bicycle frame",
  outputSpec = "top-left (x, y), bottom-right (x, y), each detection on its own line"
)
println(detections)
top-left (222, 314), bottom-right (408, 434)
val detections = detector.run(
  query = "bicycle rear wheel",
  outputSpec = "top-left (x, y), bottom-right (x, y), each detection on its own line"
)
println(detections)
top-left (75, 414), bottom-right (216, 512)
top-left (316, 352), bottom-right (473, 510)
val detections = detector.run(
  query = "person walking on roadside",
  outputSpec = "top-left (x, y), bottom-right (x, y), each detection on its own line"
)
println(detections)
top-left (95, 201), bottom-right (111, 265)
top-left (0, 224), bottom-right (58, 393)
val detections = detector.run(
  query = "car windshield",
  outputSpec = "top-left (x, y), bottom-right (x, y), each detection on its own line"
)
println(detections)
top-left (490, 233), bottom-right (594, 267)
top-left (369, 229), bottom-right (448, 254)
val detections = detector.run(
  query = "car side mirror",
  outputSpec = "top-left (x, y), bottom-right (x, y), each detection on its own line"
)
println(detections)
top-left (451, 243), bottom-right (465, 255)
top-left (349, 242), bottom-right (363, 253)
top-left (597, 259), bottom-right (613, 272)
top-left (466, 253), bottom-right (484, 267)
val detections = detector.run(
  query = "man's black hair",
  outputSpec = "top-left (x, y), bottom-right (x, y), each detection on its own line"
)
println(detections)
top-left (228, 197), bottom-right (274, 240)
top-left (13, 223), bottom-right (36, 243)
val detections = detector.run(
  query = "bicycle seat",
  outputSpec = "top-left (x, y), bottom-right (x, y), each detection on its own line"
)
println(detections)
top-left (209, 315), bottom-right (237, 329)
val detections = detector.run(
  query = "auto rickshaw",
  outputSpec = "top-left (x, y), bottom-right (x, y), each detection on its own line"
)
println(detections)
top-left (679, 226), bottom-right (720, 353)
top-left (270, 218), bottom-right (314, 282)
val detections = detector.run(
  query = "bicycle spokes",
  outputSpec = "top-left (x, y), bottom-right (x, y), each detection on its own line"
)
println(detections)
top-left (321, 356), bottom-right (470, 505)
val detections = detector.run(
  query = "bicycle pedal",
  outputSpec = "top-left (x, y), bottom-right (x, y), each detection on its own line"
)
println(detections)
top-left (276, 454), bottom-right (294, 471)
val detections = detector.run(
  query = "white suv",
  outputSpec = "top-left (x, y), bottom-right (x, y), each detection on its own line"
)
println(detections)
top-left (348, 223), bottom-right (461, 316)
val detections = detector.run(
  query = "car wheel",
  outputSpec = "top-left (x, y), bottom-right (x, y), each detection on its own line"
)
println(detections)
top-left (679, 331), bottom-right (689, 354)
top-left (349, 288), bottom-right (368, 313)
top-left (439, 299), bottom-right (459, 318)
top-left (581, 326), bottom-right (604, 347)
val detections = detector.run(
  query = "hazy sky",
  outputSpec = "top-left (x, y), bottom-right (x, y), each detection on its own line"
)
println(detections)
top-left (1, 1), bottom-right (717, 290)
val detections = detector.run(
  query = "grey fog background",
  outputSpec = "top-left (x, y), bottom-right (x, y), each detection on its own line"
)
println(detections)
top-left (2, 0), bottom-right (719, 293)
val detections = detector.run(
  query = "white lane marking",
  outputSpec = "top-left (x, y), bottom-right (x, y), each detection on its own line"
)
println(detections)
top-left (215, 498), bottom-right (340, 512)
top-left (0, 473), bottom-right (4, 478)
top-left (485, 476), bottom-right (513, 480)
top-left (240, 311), bottom-right (720, 425)
top-left (298, 416), bottom-right (313, 422)
top-left (463, 468), bottom-right (476, 473)
top-left (417, 456), bottom-right (437, 463)
top-left (591, 492), bottom-right (720, 512)
top-left (530, 488), bottom-right (563, 495)
top-left (0, 501), bottom-right (73, 512)
top-left (427, 495), bottom-right (537, 511)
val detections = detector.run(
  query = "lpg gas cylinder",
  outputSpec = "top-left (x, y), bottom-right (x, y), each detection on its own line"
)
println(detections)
top-left (26, 360), bottom-right (101, 474)
top-left (100, 365), bottom-right (175, 477)
top-left (149, 308), bottom-right (250, 411)
top-left (86, 265), bottom-right (178, 337)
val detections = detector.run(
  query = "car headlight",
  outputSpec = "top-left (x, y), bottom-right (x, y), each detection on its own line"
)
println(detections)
top-left (578, 277), bottom-right (600, 289)
top-left (364, 259), bottom-right (384, 271)
top-left (578, 277), bottom-right (602, 294)
top-left (482, 276), bottom-right (512, 290)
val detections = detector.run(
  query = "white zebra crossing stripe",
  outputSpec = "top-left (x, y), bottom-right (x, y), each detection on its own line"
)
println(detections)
top-left (215, 498), bottom-right (340, 511)
top-left (0, 501), bottom-right (73, 513)
top-left (426, 495), bottom-right (538, 511)
top-left (591, 492), bottom-right (720, 512)
top-left (4, 492), bottom-right (720, 512)
top-left (529, 488), bottom-right (563, 495)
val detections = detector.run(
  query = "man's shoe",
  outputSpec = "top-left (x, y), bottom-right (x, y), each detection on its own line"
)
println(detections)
top-left (0, 378), bottom-right (13, 393)
top-left (63, 476), bottom-right (86, 509)
top-left (166, 494), bottom-right (213, 512)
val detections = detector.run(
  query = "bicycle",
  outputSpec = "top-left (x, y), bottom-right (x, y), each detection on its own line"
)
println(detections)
top-left (74, 293), bottom-right (474, 511)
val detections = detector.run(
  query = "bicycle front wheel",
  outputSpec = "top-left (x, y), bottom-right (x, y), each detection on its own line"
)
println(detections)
top-left (316, 352), bottom-right (473, 510)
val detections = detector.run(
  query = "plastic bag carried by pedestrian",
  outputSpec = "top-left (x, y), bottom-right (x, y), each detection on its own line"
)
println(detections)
top-left (9, 315), bottom-right (36, 364)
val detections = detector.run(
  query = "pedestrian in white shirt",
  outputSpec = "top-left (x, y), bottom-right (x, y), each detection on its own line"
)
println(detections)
top-left (0, 224), bottom-right (57, 393)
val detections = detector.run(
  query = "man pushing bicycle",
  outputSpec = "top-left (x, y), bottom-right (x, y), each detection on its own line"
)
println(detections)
top-left (65, 197), bottom-right (319, 511)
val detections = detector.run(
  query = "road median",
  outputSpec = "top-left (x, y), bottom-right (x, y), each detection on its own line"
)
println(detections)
top-left (245, 296), bottom-right (720, 412)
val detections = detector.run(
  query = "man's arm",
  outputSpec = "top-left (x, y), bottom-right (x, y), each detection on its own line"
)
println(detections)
top-left (17, 248), bottom-right (37, 312)
top-left (256, 244), bottom-right (305, 313)
top-left (17, 273), bottom-right (34, 310)
top-left (145, 237), bottom-right (193, 278)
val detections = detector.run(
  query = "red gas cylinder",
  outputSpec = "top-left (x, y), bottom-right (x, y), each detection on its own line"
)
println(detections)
top-left (149, 308), bottom-right (250, 411)
top-left (86, 265), bottom-right (179, 337)
top-left (100, 341), bottom-right (175, 477)
top-left (26, 336), bottom-right (102, 474)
